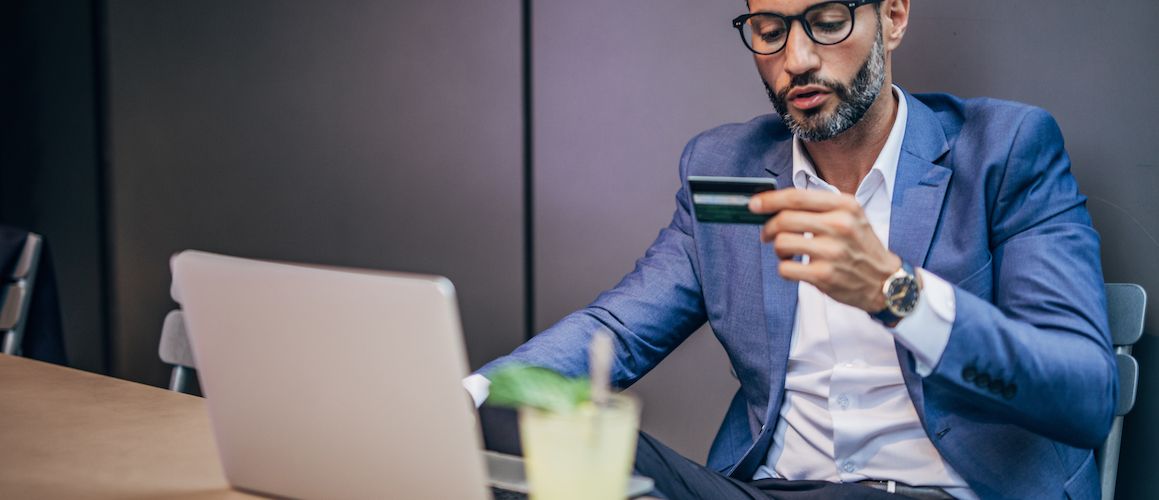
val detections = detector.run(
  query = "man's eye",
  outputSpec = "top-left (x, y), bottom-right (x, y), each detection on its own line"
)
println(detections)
top-left (812, 20), bottom-right (847, 34)
top-left (759, 28), bottom-right (786, 43)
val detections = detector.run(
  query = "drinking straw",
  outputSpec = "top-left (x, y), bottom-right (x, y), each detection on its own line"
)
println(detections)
top-left (589, 329), bottom-right (613, 407)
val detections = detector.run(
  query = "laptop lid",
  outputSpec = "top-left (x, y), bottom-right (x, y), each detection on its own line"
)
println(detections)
top-left (172, 250), bottom-right (489, 500)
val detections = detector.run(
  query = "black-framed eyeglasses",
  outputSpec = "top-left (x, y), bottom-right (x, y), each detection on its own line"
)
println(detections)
top-left (731, 0), bottom-right (883, 55)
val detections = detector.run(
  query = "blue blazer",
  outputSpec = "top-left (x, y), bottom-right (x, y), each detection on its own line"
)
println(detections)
top-left (479, 90), bottom-right (1117, 499)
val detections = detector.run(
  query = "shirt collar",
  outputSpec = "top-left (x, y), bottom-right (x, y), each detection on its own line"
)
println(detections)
top-left (791, 85), bottom-right (908, 203)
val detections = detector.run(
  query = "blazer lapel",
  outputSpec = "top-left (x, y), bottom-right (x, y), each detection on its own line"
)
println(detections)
top-left (722, 136), bottom-right (799, 479)
top-left (890, 90), bottom-right (952, 410)
top-left (760, 140), bottom-right (799, 426)
top-left (890, 89), bottom-right (951, 267)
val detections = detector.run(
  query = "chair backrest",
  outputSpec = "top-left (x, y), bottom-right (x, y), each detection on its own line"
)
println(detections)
top-left (1098, 283), bottom-right (1147, 500)
top-left (159, 309), bottom-right (198, 393)
top-left (159, 272), bottom-right (199, 393)
top-left (159, 310), bottom-right (196, 367)
top-left (0, 232), bottom-right (43, 356)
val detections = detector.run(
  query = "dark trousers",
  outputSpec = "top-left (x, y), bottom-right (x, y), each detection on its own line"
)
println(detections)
top-left (634, 432), bottom-right (898, 500)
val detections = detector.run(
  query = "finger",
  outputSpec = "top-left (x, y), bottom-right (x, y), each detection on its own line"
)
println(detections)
top-left (771, 232), bottom-right (811, 259)
top-left (772, 233), bottom-right (844, 261)
top-left (749, 188), bottom-right (858, 215)
top-left (761, 210), bottom-right (854, 241)
top-left (778, 259), bottom-right (834, 288)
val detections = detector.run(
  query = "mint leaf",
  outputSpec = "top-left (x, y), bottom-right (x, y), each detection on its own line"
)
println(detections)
top-left (486, 364), bottom-right (591, 413)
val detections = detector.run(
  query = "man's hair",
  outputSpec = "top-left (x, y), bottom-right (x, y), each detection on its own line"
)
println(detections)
top-left (744, 1), bottom-right (883, 14)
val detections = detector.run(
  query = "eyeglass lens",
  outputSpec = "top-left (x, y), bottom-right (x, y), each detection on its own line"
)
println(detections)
top-left (741, 2), bottom-right (853, 54)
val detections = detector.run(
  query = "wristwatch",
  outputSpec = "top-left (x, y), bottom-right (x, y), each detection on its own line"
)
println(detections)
top-left (870, 261), bottom-right (920, 327)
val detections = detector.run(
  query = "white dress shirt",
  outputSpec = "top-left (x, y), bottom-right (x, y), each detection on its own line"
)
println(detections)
top-left (751, 86), bottom-right (975, 499)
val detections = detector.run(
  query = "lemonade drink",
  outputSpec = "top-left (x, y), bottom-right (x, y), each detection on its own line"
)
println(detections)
top-left (519, 394), bottom-right (639, 500)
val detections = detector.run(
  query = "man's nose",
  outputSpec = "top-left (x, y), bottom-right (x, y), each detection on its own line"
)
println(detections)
top-left (782, 21), bottom-right (821, 76)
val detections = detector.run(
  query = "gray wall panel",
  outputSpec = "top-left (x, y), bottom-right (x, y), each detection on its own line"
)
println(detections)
top-left (533, 0), bottom-right (766, 462)
top-left (108, 0), bottom-right (523, 385)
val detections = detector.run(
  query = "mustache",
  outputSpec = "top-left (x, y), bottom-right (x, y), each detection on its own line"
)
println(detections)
top-left (775, 73), bottom-right (851, 103)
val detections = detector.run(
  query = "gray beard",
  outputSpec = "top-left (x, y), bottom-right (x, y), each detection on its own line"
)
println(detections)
top-left (765, 25), bottom-right (886, 142)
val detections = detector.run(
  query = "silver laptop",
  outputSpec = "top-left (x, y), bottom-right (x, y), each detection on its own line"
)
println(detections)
top-left (172, 250), bottom-right (491, 499)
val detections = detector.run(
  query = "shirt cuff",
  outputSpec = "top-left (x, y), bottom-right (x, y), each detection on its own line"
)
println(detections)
top-left (462, 373), bottom-right (491, 408)
top-left (890, 268), bottom-right (956, 376)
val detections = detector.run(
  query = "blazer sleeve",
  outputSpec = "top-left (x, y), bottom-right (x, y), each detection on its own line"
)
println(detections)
top-left (924, 107), bottom-right (1117, 449)
top-left (476, 137), bottom-right (709, 388)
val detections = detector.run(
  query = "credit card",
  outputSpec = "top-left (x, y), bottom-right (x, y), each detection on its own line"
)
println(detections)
top-left (688, 175), bottom-right (779, 224)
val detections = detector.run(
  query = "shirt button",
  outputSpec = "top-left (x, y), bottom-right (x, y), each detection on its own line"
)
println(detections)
top-left (842, 461), bottom-right (856, 473)
top-left (837, 395), bottom-right (850, 409)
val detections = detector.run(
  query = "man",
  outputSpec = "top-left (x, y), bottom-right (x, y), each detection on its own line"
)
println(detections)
top-left (468, 0), bottom-right (1116, 498)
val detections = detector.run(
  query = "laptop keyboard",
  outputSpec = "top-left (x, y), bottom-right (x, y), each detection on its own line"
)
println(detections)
top-left (490, 486), bottom-right (527, 500)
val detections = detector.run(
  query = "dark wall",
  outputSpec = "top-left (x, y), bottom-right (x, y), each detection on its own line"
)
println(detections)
top-left (106, 0), bottom-right (525, 384)
top-left (0, 0), bottom-right (107, 374)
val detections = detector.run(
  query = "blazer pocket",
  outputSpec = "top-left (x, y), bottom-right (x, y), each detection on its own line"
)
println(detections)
top-left (955, 255), bottom-right (993, 301)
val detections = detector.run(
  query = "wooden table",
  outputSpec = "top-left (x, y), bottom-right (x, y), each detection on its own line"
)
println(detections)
top-left (0, 354), bottom-right (254, 499)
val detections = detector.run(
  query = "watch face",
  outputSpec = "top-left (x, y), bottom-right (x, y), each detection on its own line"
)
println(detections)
top-left (885, 275), bottom-right (919, 316)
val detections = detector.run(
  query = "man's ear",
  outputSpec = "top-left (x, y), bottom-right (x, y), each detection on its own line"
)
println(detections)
top-left (881, 0), bottom-right (910, 52)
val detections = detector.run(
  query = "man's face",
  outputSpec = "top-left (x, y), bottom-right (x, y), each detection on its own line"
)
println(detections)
top-left (749, 0), bottom-right (887, 142)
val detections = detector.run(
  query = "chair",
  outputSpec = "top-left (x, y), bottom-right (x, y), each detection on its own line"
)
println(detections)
top-left (0, 232), bottom-right (43, 356)
top-left (159, 278), bottom-right (199, 394)
top-left (1097, 283), bottom-right (1147, 500)
top-left (159, 309), bottom-right (198, 393)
